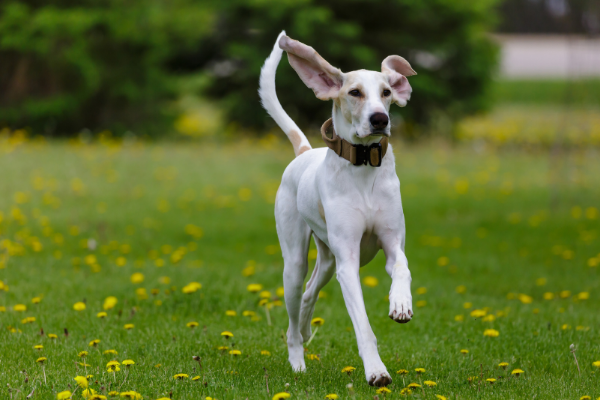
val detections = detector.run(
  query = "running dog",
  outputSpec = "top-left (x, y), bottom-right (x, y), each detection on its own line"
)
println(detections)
top-left (259, 31), bottom-right (416, 387)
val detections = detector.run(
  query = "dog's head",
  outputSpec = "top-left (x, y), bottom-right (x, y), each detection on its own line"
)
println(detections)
top-left (279, 35), bottom-right (416, 144)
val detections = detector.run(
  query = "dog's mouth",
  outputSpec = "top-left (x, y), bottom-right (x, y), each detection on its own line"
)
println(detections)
top-left (369, 130), bottom-right (390, 137)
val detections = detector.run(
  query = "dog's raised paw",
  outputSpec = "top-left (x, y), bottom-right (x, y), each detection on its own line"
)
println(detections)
top-left (388, 297), bottom-right (413, 324)
top-left (368, 372), bottom-right (392, 387)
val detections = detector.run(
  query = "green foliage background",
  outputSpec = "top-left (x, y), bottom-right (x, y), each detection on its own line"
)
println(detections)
top-left (0, 0), bottom-right (499, 136)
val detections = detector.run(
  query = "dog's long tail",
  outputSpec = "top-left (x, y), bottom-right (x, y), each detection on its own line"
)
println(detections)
top-left (259, 31), bottom-right (312, 156)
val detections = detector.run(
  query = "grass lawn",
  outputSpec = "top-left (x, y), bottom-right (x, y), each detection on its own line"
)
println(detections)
top-left (1, 134), bottom-right (599, 399)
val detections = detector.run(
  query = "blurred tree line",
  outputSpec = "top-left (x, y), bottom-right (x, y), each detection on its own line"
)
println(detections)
top-left (0, 0), bottom-right (499, 137)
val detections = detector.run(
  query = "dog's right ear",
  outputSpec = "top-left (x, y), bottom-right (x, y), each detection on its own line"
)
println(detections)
top-left (279, 35), bottom-right (344, 100)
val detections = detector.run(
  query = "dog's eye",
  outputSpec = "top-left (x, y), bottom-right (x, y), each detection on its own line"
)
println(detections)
top-left (348, 89), bottom-right (361, 97)
top-left (382, 89), bottom-right (391, 97)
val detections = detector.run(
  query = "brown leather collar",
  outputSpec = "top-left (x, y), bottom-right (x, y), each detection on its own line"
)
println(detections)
top-left (320, 118), bottom-right (388, 167)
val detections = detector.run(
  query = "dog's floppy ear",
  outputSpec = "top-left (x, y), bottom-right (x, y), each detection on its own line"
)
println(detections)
top-left (381, 56), bottom-right (416, 107)
top-left (279, 35), bottom-right (344, 100)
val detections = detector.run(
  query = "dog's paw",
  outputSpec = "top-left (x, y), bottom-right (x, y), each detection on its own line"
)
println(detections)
top-left (288, 342), bottom-right (306, 372)
top-left (289, 357), bottom-right (306, 372)
top-left (388, 294), bottom-right (413, 323)
top-left (367, 370), bottom-right (392, 387)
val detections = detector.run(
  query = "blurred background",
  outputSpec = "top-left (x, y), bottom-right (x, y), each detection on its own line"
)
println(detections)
top-left (0, 0), bottom-right (598, 144)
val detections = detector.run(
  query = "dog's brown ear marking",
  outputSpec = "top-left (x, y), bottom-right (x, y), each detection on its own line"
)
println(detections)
top-left (279, 35), bottom-right (344, 100)
top-left (381, 56), bottom-right (415, 107)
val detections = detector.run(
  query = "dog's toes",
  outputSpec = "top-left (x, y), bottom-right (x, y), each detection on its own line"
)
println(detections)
top-left (389, 298), bottom-right (413, 324)
top-left (369, 372), bottom-right (392, 387)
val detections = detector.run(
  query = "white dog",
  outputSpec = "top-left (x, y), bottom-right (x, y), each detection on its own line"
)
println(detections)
top-left (259, 31), bottom-right (416, 387)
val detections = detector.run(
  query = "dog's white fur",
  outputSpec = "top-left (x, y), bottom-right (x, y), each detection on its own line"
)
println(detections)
top-left (259, 31), bottom-right (416, 387)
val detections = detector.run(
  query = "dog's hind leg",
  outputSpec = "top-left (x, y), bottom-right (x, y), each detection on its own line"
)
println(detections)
top-left (299, 236), bottom-right (335, 342)
top-left (276, 187), bottom-right (311, 372)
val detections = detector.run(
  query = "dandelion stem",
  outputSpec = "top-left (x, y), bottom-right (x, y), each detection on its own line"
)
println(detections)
top-left (306, 326), bottom-right (319, 347)
top-left (42, 366), bottom-right (46, 384)
top-left (265, 305), bottom-right (271, 326)
top-left (570, 344), bottom-right (581, 375)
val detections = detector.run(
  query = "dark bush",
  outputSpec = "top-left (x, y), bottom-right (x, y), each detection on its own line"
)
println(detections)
top-left (0, 0), bottom-right (213, 135)
top-left (201, 0), bottom-right (500, 137)
top-left (0, 0), bottom-right (499, 137)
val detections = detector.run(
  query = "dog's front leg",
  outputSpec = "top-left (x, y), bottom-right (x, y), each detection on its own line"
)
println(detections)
top-left (383, 243), bottom-right (413, 323)
top-left (335, 251), bottom-right (392, 387)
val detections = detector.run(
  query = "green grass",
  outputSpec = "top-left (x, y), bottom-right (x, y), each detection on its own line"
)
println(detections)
top-left (491, 79), bottom-right (600, 107)
top-left (1, 136), bottom-right (600, 399)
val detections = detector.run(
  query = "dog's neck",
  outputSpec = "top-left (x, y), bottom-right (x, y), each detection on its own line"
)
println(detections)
top-left (332, 103), bottom-right (385, 146)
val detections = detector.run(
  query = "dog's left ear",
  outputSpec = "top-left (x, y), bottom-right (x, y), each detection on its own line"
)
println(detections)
top-left (381, 56), bottom-right (416, 107)
top-left (279, 35), bottom-right (344, 100)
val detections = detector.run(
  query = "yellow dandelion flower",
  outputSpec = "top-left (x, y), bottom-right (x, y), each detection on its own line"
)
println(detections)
top-left (122, 359), bottom-right (135, 366)
top-left (106, 361), bottom-right (121, 372)
top-left (120, 391), bottom-right (142, 399)
top-left (218, 346), bottom-right (229, 351)
top-left (362, 276), bottom-right (379, 287)
top-left (483, 329), bottom-right (499, 337)
top-left (272, 393), bottom-right (291, 400)
top-left (225, 310), bottom-right (237, 317)
top-left (455, 285), bottom-right (467, 294)
top-left (470, 309), bottom-right (486, 318)
top-left (81, 389), bottom-right (97, 399)
top-left (229, 350), bottom-right (242, 356)
top-left (396, 369), bottom-right (408, 375)
top-left (460, 349), bottom-right (469, 354)
top-left (73, 302), bottom-right (86, 311)
top-left (325, 395), bottom-right (339, 400)
top-left (416, 300), bottom-right (427, 307)
top-left (415, 368), bottom-right (426, 374)
top-left (174, 373), bottom-right (189, 380)
top-left (36, 357), bottom-right (47, 363)
top-left (511, 368), bottom-right (524, 376)
top-left (407, 383), bottom-right (421, 389)
top-left (104, 349), bottom-right (118, 355)
top-left (78, 351), bottom-right (89, 357)
top-left (487, 378), bottom-right (496, 384)
top-left (97, 311), bottom-right (107, 318)
top-left (261, 350), bottom-right (271, 356)
top-left (21, 316), bottom-right (36, 324)
top-left (130, 273), bottom-right (144, 284)
top-left (57, 391), bottom-right (72, 400)
top-left (32, 297), bottom-right (42, 304)
top-left (376, 387), bottom-right (391, 394)
top-left (259, 290), bottom-right (272, 299)
top-left (192, 375), bottom-right (200, 381)
top-left (221, 331), bottom-right (234, 338)
top-left (186, 321), bottom-right (199, 328)
top-left (424, 380), bottom-right (436, 387)
top-left (74, 375), bottom-right (88, 388)
top-left (592, 361), bottom-right (600, 368)
top-left (416, 287), bottom-right (427, 295)
top-left (435, 396), bottom-right (447, 400)
top-left (103, 296), bottom-right (118, 310)
top-left (123, 324), bottom-right (134, 330)
top-left (580, 396), bottom-right (591, 400)
top-left (276, 287), bottom-right (285, 297)
top-left (308, 354), bottom-right (320, 361)
top-left (33, 345), bottom-right (43, 350)
top-left (89, 339), bottom-right (100, 347)
top-left (400, 388), bottom-right (412, 395)
top-left (242, 310), bottom-right (256, 317)
top-left (247, 283), bottom-right (263, 293)
top-left (498, 362), bottom-right (509, 369)
top-left (14, 304), bottom-right (27, 312)
top-left (341, 366), bottom-right (356, 374)
top-left (311, 317), bottom-right (325, 327)
top-left (182, 282), bottom-right (202, 294)
top-left (108, 392), bottom-right (119, 397)
top-left (454, 315), bottom-right (465, 322)
top-left (48, 333), bottom-right (57, 339)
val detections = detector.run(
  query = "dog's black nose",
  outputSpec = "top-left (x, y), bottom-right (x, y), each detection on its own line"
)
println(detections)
top-left (370, 113), bottom-right (389, 130)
